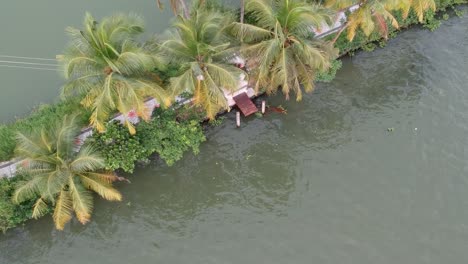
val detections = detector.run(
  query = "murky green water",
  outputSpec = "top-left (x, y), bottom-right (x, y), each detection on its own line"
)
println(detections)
top-left (1, 4), bottom-right (468, 264)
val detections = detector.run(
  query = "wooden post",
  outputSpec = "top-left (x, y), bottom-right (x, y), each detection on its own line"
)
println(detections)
top-left (236, 111), bottom-right (241, 128)
top-left (261, 100), bottom-right (266, 114)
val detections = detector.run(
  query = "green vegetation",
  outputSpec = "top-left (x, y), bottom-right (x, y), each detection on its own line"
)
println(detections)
top-left (0, 173), bottom-right (36, 233)
top-left (231, 0), bottom-right (338, 100)
top-left (326, 0), bottom-right (436, 42)
top-left (0, 0), bottom-right (465, 232)
top-left (160, 7), bottom-right (243, 119)
top-left (0, 98), bottom-right (89, 162)
top-left (13, 115), bottom-right (123, 230)
top-left (90, 108), bottom-right (205, 173)
top-left (316, 60), bottom-right (343, 82)
top-left (58, 13), bottom-right (170, 134)
top-left (332, 0), bottom-right (466, 55)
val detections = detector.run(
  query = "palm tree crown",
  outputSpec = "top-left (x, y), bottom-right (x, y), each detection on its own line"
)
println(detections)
top-left (160, 9), bottom-right (244, 119)
top-left (58, 13), bottom-right (169, 134)
top-left (231, 0), bottom-right (338, 100)
top-left (326, 0), bottom-right (436, 41)
top-left (13, 116), bottom-right (123, 230)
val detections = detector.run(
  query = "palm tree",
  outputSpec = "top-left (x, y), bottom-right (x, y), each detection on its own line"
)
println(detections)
top-left (156, 0), bottom-right (190, 18)
top-left (12, 115), bottom-right (123, 230)
top-left (58, 13), bottom-right (170, 135)
top-left (160, 9), bottom-right (244, 119)
top-left (240, 0), bottom-right (245, 24)
top-left (326, 0), bottom-right (399, 42)
top-left (326, 0), bottom-right (436, 42)
top-left (230, 0), bottom-right (338, 100)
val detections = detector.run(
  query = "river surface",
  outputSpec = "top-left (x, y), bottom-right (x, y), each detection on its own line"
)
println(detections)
top-left (1, 5), bottom-right (468, 264)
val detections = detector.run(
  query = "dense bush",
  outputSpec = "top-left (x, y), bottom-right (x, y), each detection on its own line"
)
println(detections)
top-left (0, 98), bottom-right (89, 162)
top-left (0, 173), bottom-right (36, 233)
top-left (138, 110), bottom-right (205, 166)
top-left (90, 121), bottom-right (147, 173)
top-left (90, 108), bottom-right (206, 173)
top-left (316, 60), bottom-right (343, 83)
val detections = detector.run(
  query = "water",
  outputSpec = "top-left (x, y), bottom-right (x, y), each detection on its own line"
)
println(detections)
top-left (1, 6), bottom-right (468, 264)
top-left (0, 0), bottom-right (174, 122)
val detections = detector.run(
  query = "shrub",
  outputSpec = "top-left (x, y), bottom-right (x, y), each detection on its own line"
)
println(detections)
top-left (138, 109), bottom-right (206, 166)
top-left (315, 60), bottom-right (343, 83)
top-left (89, 121), bottom-right (147, 173)
top-left (0, 173), bottom-right (37, 233)
top-left (90, 109), bottom-right (206, 173)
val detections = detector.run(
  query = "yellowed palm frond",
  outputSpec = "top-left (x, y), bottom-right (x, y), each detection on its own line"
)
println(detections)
top-left (125, 120), bottom-right (137, 135)
top-left (84, 172), bottom-right (119, 183)
top-left (32, 198), bottom-right (49, 219)
top-left (360, 7), bottom-right (375, 37)
top-left (89, 111), bottom-right (107, 133)
top-left (193, 78), bottom-right (203, 106)
top-left (53, 190), bottom-right (73, 230)
top-left (386, 11), bottom-right (399, 29)
top-left (79, 174), bottom-right (122, 201)
top-left (346, 13), bottom-right (361, 41)
top-left (12, 176), bottom-right (41, 204)
top-left (413, 0), bottom-right (437, 22)
top-left (197, 78), bottom-right (222, 120)
top-left (69, 178), bottom-right (93, 225)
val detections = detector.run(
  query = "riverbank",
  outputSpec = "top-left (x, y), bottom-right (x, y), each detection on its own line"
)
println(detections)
top-left (1, 1), bottom-right (464, 172)
top-left (0, 0), bottom-right (466, 233)
top-left (1, 8), bottom-right (467, 261)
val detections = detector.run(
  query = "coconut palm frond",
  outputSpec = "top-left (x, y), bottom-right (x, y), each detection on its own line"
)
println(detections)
top-left (59, 13), bottom-right (167, 134)
top-left (337, 0), bottom-right (413, 41)
top-left (300, 4), bottom-right (336, 29)
top-left (53, 190), bottom-right (74, 230)
top-left (84, 172), bottom-right (120, 184)
top-left (69, 177), bottom-right (93, 225)
top-left (410, 0), bottom-right (437, 22)
top-left (245, 0), bottom-right (277, 28)
top-left (79, 174), bottom-right (122, 201)
top-left (32, 198), bottom-right (50, 219)
top-left (169, 68), bottom-right (196, 96)
top-left (163, 8), bottom-right (241, 118)
top-left (133, 78), bottom-right (171, 108)
top-left (70, 146), bottom-right (105, 172)
top-left (53, 115), bottom-right (79, 158)
top-left (205, 63), bottom-right (243, 91)
top-left (12, 176), bottom-right (42, 204)
top-left (15, 132), bottom-right (50, 159)
top-left (196, 78), bottom-right (224, 119)
top-left (229, 22), bottom-right (272, 42)
top-left (237, 0), bottom-right (336, 100)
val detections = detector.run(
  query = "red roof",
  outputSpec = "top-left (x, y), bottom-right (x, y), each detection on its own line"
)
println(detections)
top-left (233, 92), bottom-right (258, 116)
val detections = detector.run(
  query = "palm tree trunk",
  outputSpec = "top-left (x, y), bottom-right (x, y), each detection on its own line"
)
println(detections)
top-left (240, 0), bottom-right (245, 24)
top-left (179, 0), bottom-right (190, 19)
top-left (331, 23), bottom-right (348, 45)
